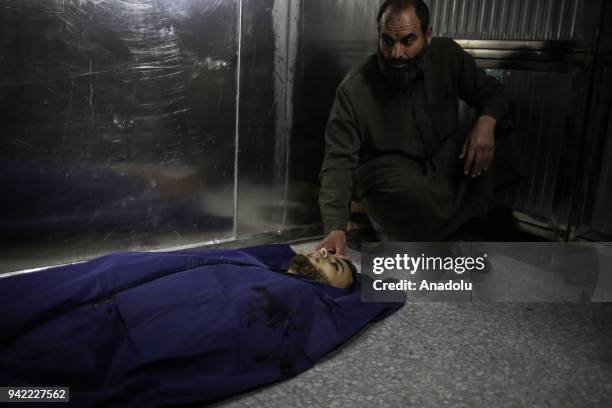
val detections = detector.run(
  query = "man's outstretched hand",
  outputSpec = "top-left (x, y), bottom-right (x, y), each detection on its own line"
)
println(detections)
top-left (316, 230), bottom-right (347, 259)
top-left (460, 114), bottom-right (496, 178)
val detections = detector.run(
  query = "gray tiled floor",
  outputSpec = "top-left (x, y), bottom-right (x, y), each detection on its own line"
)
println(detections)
top-left (209, 241), bottom-right (612, 408)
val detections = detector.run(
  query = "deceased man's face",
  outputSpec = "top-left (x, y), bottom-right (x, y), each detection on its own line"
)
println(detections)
top-left (287, 248), bottom-right (354, 289)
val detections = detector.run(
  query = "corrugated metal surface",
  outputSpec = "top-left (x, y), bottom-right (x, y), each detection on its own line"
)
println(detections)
top-left (590, 111), bottom-right (612, 235)
top-left (574, 1), bottom-right (612, 240)
top-left (493, 68), bottom-right (583, 225)
top-left (289, 0), bottom-right (379, 227)
top-left (429, 0), bottom-right (597, 43)
top-left (577, 63), bottom-right (612, 239)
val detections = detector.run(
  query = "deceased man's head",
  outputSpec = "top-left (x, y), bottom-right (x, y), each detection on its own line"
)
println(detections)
top-left (287, 248), bottom-right (356, 289)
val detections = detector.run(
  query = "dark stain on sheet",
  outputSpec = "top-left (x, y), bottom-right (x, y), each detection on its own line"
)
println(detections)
top-left (247, 286), bottom-right (291, 329)
top-left (247, 285), bottom-right (299, 377)
top-left (278, 356), bottom-right (296, 378)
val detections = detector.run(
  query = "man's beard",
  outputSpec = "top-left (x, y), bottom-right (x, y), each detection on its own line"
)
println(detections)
top-left (287, 254), bottom-right (331, 285)
top-left (377, 44), bottom-right (427, 91)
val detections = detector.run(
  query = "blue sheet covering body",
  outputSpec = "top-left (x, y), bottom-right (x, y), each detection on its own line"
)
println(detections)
top-left (0, 244), bottom-right (404, 407)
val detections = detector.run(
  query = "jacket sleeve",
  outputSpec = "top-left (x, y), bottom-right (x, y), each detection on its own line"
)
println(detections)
top-left (318, 86), bottom-right (361, 235)
top-left (452, 40), bottom-right (511, 125)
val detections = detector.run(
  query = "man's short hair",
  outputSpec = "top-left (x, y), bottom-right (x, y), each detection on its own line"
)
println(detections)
top-left (376, 0), bottom-right (430, 35)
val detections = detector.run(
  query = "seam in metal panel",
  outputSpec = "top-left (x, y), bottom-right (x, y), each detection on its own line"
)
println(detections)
top-left (282, 0), bottom-right (293, 226)
top-left (569, 0), bottom-right (578, 40)
top-left (233, 0), bottom-right (243, 238)
top-left (278, 0), bottom-right (300, 226)
top-left (544, 0), bottom-right (554, 39)
top-left (556, 0), bottom-right (566, 40)
top-left (458, 0), bottom-right (468, 37)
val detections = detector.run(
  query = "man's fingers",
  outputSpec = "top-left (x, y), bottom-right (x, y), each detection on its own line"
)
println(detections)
top-left (468, 141), bottom-right (498, 177)
top-left (471, 149), bottom-right (483, 177)
top-left (462, 124), bottom-right (495, 177)
top-left (318, 231), bottom-right (346, 259)
top-left (317, 238), bottom-right (333, 251)
top-left (478, 148), bottom-right (494, 176)
top-left (464, 144), bottom-right (476, 175)
top-left (474, 158), bottom-right (485, 177)
top-left (335, 237), bottom-right (346, 259)
top-left (481, 155), bottom-right (491, 175)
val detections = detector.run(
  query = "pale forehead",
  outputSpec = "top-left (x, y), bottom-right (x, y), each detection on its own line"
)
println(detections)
top-left (380, 6), bottom-right (422, 36)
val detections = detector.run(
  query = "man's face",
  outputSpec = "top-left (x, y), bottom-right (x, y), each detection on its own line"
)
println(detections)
top-left (288, 248), bottom-right (354, 289)
top-left (304, 248), bottom-right (353, 288)
top-left (377, 5), bottom-right (432, 88)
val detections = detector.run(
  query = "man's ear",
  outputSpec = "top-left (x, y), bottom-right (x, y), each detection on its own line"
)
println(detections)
top-left (425, 26), bottom-right (433, 45)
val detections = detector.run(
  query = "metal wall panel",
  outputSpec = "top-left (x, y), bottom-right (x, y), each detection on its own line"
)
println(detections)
top-left (574, 64), bottom-right (612, 240)
top-left (425, 0), bottom-right (604, 242)
top-left (590, 110), bottom-right (612, 236)
top-left (288, 0), bottom-right (378, 228)
top-left (573, 0), bottom-right (612, 241)
top-left (300, 0), bottom-right (602, 46)
top-left (0, 0), bottom-right (238, 273)
top-left (236, 0), bottom-right (302, 236)
top-left (429, 0), bottom-right (602, 46)
top-left (236, 0), bottom-right (280, 236)
top-left (301, 0), bottom-right (379, 42)
top-left (478, 62), bottom-right (592, 236)
top-left (456, 59), bottom-right (592, 239)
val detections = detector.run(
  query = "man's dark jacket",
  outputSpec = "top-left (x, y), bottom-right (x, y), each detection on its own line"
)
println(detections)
top-left (319, 37), bottom-right (523, 238)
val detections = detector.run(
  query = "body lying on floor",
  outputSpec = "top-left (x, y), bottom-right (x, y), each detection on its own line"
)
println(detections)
top-left (0, 244), bottom-right (404, 407)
